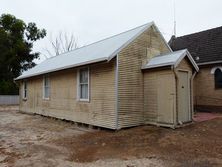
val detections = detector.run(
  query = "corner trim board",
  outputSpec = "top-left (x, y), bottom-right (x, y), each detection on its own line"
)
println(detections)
top-left (115, 54), bottom-right (119, 129)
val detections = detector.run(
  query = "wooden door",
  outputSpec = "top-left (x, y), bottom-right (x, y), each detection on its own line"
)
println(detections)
top-left (178, 70), bottom-right (190, 123)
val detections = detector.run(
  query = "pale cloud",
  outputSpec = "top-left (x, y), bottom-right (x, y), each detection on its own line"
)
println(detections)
top-left (1, 0), bottom-right (222, 62)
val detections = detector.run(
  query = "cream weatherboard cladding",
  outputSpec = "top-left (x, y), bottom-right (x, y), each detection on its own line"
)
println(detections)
top-left (143, 70), bottom-right (176, 124)
top-left (20, 60), bottom-right (117, 129)
top-left (117, 27), bottom-right (171, 129)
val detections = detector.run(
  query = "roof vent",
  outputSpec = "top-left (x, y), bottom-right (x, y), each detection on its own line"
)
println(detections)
top-left (195, 56), bottom-right (200, 61)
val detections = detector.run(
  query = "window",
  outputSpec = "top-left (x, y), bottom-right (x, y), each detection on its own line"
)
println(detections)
top-left (43, 75), bottom-right (50, 99)
top-left (215, 68), bottom-right (222, 89)
top-left (23, 81), bottom-right (27, 99)
top-left (78, 68), bottom-right (89, 101)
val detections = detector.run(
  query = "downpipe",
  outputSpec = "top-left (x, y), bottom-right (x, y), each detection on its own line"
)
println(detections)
top-left (172, 65), bottom-right (178, 128)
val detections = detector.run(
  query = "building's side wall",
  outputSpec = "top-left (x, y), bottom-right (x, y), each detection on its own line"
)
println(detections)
top-left (19, 60), bottom-right (117, 129)
top-left (117, 26), bottom-right (171, 128)
top-left (194, 65), bottom-right (222, 111)
top-left (143, 69), bottom-right (175, 124)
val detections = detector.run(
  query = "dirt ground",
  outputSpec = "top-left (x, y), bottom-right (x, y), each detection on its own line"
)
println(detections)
top-left (0, 107), bottom-right (222, 167)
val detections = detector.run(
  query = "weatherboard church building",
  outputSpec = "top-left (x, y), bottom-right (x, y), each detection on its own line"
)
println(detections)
top-left (16, 22), bottom-right (199, 129)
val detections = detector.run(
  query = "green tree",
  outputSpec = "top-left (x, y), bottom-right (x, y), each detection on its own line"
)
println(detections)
top-left (0, 14), bottom-right (46, 95)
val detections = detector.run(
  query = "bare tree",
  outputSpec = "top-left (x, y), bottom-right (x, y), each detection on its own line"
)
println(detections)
top-left (44, 31), bottom-right (79, 58)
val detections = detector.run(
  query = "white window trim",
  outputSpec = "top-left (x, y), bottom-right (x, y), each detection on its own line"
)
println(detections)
top-left (211, 66), bottom-right (222, 74)
top-left (23, 81), bottom-right (27, 100)
top-left (43, 75), bottom-right (50, 100)
top-left (77, 67), bottom-right (90, 102)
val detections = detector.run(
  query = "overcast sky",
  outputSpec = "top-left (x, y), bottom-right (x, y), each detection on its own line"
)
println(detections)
top-left (1, 0), bottom-right (222, 62)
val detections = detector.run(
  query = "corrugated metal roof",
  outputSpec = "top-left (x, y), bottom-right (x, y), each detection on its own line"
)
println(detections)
top-left (16, 22), bottom-right (154, 80)
top-left (142, 49), bottom-right (199, 71)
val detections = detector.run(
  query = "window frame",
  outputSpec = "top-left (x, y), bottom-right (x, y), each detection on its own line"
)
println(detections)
top-left (23, 80), bottom-right (27, 100)
top-left (43, 75), bottom-right (50, 100)
top-left (77, 67), bottom-right (90, 102)
top-left (214, 68), bottom-right (222, 89)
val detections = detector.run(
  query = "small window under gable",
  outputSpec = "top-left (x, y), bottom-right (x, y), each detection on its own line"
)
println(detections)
top-left (215, 68), bottom-right (222, 89)
top-left (78, 67), bottom-right (89, 101)
top-left (23, 81), bottom-right (27, 99)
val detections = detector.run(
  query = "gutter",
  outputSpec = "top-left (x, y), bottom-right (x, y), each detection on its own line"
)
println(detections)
top-left (197, 60), bottom-right (222, 66)
top-left (13, 79), bottom-right (19, 85)
top-left (190, 71), bottom-right (197, 120)
top-left (14, 58), bottom-right (108, 81)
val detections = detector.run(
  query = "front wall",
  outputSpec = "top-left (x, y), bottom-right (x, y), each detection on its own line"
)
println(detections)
top-left (144, 58), bottom-right (194, 126)
top-left (117, 26), bottom-right (171, 128)
top-left (194, 65), bottom-right (222, 107)
top-left (20, 60), bottom-right (116, 129)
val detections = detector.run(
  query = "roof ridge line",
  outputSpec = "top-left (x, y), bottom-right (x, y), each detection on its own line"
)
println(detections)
top-left (175, 26), bottom-right (222, 39)
top-left (155, 49), bottom-right (186, 57)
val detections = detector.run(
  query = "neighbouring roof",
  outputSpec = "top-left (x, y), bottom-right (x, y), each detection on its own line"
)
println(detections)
top-left (16, 21), bottom-right (171, 80)
top-left (169, 26), bottom-right (222, 65)
top-left (142, 49), bottom-right (199, 71)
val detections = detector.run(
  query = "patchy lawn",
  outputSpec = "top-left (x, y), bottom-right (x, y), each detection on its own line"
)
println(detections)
top-left (0, 107), bottom-right (222, 167)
